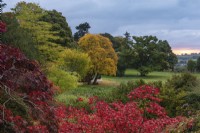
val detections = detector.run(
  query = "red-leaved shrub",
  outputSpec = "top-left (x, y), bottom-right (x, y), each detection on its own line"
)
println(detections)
top-left (0, 44), bottom-right (59, 132)
top-left (0, 21), bottom-right (6, 33)
top-left (58, 86), bottom-right (193, 133)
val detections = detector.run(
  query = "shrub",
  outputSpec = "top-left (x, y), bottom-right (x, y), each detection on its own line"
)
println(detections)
top-left (179, 94), bottom-right (200, 116)
top-left (0, 44), bottom-right (61, 132)
top-left (160, 73), bottom-right (199, 117)
top-left (58, 85), bottom-right (193, 132)
top-left (165, 73), bottom-right (198, 91)
top-left (112, 79), bottom-right (163, 103)
top-left (47, 66), bottom-right (78, 92)
top-left (159, 87), bottom-right (187, 117)
top-left (112, 79), bottom-right (146, 103)
top-left (60, 48), bottom-right (91, 79)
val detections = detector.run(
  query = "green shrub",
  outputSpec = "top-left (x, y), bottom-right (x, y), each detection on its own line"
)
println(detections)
top-left (47, 66), bottom-right (78, 91)
top-left (148, 80), bottom-right (163, 88)
top-left (179, 94), bottom-right (200, 116)
top-left (165, 73), bottom-right (198, 91)
top-left (60, 49), bottom-right (91, 79)
top-left (160, 73), bottom-right (199, 117)
top-left (159, 87), bottom-right (187, 117)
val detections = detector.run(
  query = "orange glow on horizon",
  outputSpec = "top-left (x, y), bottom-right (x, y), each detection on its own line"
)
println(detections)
top-left (172, 48), bottom-right (200, 55)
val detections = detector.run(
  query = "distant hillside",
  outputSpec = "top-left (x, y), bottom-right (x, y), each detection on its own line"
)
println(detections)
top-left (176, 53), bottom-right (200, 66)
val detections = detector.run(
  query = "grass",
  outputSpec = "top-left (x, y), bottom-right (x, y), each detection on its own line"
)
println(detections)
top-left (55, 85), bottom-right (116, 107)
top-left (56, 69), bottom-right (200, 107)
top-left (103, 69), bottom-right (175, 84)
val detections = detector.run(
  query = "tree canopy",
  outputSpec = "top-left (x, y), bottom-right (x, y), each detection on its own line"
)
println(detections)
top-left (131, 36), bottom-right (177, 76)
top-left (101, 33), bottom-right (132, 77)
top-left (78, 34), bottom-right (118, 84)
top-left (12, 2), bottom-right (65, 64)
top-left (41, 10), bottom-right (74, 47)
top-left (187, 59), bottom-right (196, 72)
top-left (196, 57), bottom-right (200, 72)
top-left (74, 22), bottom-right (90, 41)
top-left (2, 12), bottom-right (40, 60)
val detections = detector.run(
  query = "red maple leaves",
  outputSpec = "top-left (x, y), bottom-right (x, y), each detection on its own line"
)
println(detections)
top-left (0, 21), bottom-right (6, 33)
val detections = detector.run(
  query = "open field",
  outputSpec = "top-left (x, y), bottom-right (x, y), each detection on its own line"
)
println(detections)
top-left (56, 69), bottom-right (200, 106)
top-left (103, 69), bottom-right (177, 84)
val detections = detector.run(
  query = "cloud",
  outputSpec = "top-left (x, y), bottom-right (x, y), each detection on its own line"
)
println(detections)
top-left (4, 0), bottom-right (200, 51)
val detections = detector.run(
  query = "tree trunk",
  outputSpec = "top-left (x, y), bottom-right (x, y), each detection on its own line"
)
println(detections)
top-left (92, 73), bottom-right (99, 85)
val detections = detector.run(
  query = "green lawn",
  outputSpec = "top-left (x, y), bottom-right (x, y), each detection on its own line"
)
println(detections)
top-left (55, 85), bottom-right (116, 107)
top-left (103, 69), bottom-right (176, 84)
top-left (56, 69), bottom-right (200, 107)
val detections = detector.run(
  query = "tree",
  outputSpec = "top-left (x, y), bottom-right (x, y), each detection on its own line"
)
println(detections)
top-left (131, 36), bottom-right (176, 76)
top-left (2, 12), bottom-right (40, 60)
top-left (187, 59), bottom-right (196, 72)
top-left (74, 22), bottom-right (90, 41)
top-left (100, 33), bottom-right (133, 77)
top-left (124, 31), bottom-right (131, 40)
top-left (12, 2), bottom-right (64, 64)
top-left (78, 34), bottom-right (118, 84)
top-left (59, 49), bottom-right (91, 78)
top-left (0, 0), bottom-right (6, 9)
top-left (100, 33), bottom-right (120, 51)
top-left (131, 36), bottom-right (158, 76)
top-left (41, 9), bottom-right (74, 47)
top-left (196, 57), bottom-right (200, 72)
top-left (168, 52), bottom-right (178, 71)
top-left (100, 33), bottom-right (125, 76)
top-left (157, 40), bottom-right (178, 71)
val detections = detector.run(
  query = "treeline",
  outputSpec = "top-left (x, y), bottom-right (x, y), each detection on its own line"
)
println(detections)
top-left (2, 1), bottom-right (177, 87)
top-left (187, 57), bottom-right (200, 72)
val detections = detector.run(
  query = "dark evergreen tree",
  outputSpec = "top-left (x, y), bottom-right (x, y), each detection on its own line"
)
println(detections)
top-left (74, 22), bottom-right (90, 41)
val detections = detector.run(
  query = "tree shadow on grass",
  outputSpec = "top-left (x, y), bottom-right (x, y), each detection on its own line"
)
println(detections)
top-left (125, 74), bottom-right (166, 79)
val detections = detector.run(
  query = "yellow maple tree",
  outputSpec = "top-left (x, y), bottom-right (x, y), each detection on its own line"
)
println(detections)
top-left (78, 34), bottom-right (118, 84)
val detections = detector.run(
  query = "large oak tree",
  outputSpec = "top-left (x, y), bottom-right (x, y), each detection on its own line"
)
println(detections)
top-left (131, 36), bottom-right (177, 76)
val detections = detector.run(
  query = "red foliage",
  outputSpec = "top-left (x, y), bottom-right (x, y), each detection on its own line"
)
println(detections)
top-left (0, 44), bottom-right (58, 132)
top-left (57, 86), bottom-right (192, 133)
top-left (0, 44), bottom-right (194, 132)
top-left (0, 21), bottom-right (6, 33)
top-left (77, 97), bottom-right (83, 102)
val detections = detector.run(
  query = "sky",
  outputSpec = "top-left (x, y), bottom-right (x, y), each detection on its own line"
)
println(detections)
top-left (4, 0), bottom-right (200, 54)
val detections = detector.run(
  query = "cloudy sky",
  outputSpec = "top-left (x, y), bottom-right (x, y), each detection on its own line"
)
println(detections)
top-left (4, 0), bottom-right (200, 54)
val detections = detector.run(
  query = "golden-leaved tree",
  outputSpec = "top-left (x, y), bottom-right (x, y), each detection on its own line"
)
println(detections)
top-left (78, 34), bottom-right (118, 84)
